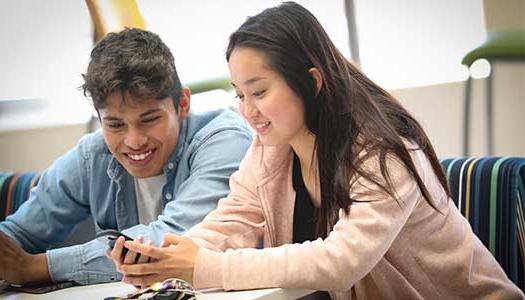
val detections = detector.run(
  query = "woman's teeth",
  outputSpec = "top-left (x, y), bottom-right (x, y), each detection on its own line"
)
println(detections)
top-left (255, 121), bottom-right (271, 129)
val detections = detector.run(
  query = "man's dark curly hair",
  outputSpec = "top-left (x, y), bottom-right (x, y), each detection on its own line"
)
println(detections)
top-left (82, 28), bottom-right (182, 110)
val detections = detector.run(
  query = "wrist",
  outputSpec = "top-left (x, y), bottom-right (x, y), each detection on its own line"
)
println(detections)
top-left (24, 253), bottom-right (51, 284)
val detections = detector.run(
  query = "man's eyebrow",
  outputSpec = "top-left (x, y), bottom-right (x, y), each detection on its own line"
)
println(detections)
top-left (102, 109), bottom-right (162, 121)
top-left (102, 116), bottom-right (121, 121)
top-left (139, 108), bottom-right (162, 118)
top-left (231, 76), bottom-right (266, 88)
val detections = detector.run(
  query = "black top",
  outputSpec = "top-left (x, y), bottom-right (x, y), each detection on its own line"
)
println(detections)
top-left (291, 154), bottom-right (332, 299)
top-left (292, 152), bottom-right (317, 243)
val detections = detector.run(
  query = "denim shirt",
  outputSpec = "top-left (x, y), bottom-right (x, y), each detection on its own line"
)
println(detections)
top-left (0, 108), bottom-right (252, 285)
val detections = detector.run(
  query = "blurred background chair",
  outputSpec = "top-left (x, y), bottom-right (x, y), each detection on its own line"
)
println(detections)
top-left (85, 0), bottom-right (146, 43)
top-left (84, 0), bottom-right (233, 133)
top-left (84, 0), bottom-right (232, 93)
top-left (461, 30), bottom-right (525, 156)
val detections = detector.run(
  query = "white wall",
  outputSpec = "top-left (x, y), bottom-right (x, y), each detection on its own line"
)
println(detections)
top-left (392, 0), bottom-right (525, 158)
top-left (0, 0), bottom-right (91, 102)
top-left (393, 63), bottom-right (525, 158)
top-left (0, 0), bottom-right (523, 172)
top-left (0, 124), bottom-right (87, 171)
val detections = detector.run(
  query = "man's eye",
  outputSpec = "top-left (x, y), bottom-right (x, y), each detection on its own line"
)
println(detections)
top-left (143, 116), bottom-right (160, 123)
top-left (235, 94), bottom-right (245, 101)
top-left (107, 122), bottom-right (123, 129)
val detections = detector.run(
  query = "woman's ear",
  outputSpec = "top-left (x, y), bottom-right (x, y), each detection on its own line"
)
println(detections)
top-left (308, 67), bottom-right (323, 96)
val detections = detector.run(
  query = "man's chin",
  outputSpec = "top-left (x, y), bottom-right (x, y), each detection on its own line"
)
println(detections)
top-left (130, 168), bottom-right (163, 178)
top-left (123, 164), bottom-right (163, 178)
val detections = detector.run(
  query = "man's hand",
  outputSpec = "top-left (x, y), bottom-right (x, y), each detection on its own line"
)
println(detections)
top-left (114, 233), bottom-right (199, 287)
top-left (106, 234), bottom-right (153, 289)
top-left (106, 234), bottom-right (152, 266)
top-left (0, 232), bottom-right (51, 284)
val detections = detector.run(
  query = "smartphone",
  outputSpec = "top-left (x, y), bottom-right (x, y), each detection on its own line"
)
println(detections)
top-left (6, 281), bottom-right (76, 294)
top-left (96, 229), bottom-right (133, 249)
top-left (96, 229), bottom-right (144, 263)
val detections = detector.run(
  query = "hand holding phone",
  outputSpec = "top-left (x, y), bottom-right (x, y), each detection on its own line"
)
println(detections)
top-left (96, 229), bottom-right (143, 263)
top-left (96, 229), bottom-right (133, 250)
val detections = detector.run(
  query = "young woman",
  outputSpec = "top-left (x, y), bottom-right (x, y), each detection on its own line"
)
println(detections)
top-left (109, 2), bottom-right (523, 299)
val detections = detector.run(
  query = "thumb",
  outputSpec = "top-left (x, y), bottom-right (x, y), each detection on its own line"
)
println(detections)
top-left (161, 233), bottom-right (183, 246)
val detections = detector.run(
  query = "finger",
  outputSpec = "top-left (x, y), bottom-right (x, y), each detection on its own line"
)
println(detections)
top-left (123, 235), bottom-right (143, 264)
top-left (119, 261), bottom-right (163, 276)
top-left (123, 241), bottom-right (165, 260)
top-left (123, 249), bottom-right (138, 265)
top-left (160, 239), bottom-right (170, 248)
top-left (136, 240), bottom-right (152, 264)
top-left (110, 236), bottom-right (126, 264)
top-left (162, 233), bottom-right (184, 245)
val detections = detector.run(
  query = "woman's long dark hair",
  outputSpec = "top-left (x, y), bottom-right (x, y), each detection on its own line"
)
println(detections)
top-left (226, 2), bottom-right (450, 238)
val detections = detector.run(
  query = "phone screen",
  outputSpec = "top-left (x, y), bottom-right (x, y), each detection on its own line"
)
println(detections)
top-left (6, 281), bottom-right (76, 294)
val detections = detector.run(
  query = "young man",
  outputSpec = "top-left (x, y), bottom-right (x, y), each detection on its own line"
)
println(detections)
top-left (0, 28), bottom-right (252, 285)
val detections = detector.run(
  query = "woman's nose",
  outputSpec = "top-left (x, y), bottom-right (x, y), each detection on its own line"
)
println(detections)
top-left (243, 98), bottom-right (259, 119)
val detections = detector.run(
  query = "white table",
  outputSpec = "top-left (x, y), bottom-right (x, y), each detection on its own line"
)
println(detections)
top-left (0, 281), bottom-right (314, 300)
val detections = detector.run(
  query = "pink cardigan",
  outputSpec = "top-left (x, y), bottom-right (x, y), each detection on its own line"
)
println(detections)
top-left (187, 137), bottom-right (523, 299)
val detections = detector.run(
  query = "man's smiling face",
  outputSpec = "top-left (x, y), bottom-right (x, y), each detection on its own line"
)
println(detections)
top-left (98, 90), bottom-right (187, 178)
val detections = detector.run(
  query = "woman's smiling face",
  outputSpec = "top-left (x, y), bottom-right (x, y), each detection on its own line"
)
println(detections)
top-left (228, 47), bottom-right (307, 147)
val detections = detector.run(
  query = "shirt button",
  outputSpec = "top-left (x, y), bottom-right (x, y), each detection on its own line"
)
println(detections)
top-left (168, 162), bottom-right (174, 169)
top-left (165, 193), bottom-right (172, 200)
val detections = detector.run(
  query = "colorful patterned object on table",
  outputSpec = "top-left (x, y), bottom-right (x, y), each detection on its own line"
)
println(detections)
top-left (104, 278), bottom-right (198, 300)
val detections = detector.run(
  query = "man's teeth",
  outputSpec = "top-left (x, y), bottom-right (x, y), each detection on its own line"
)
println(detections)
top-left (128, 150), bottom-right (153, 161)
top-left (255, 121), bottom-right (271, 129)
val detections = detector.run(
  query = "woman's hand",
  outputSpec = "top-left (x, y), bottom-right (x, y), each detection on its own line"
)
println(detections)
top-left (116, 233), bottom-right (199, 287)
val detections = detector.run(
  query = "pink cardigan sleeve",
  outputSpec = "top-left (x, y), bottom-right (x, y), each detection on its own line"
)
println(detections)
top-left (186, 143), bottom-right (268, 287)
top-left (186, 168), bottom-right (265, 252)
top-left (192, 150), bottom-right (424, 291)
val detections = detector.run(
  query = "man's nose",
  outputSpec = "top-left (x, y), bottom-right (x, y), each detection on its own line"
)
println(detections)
top-left (124, 127), bottom-right (147, 150)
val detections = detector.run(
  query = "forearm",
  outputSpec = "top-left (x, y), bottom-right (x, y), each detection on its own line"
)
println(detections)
top-left (46, 240), bottom-right (121, 285)
top-left (27, 253), bottom-right (51, 284)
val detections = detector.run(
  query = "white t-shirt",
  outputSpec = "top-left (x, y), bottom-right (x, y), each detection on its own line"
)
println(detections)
top-left (134, 174), bottom-right (166, 225)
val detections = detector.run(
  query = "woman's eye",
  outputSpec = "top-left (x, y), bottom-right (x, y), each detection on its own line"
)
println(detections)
top-left (235, 94), bottom-right (245, 101)
top-left (253, 90), bottom-right (266, 98)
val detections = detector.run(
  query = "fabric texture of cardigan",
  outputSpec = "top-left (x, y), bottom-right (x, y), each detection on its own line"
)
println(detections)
top-left (187, 137), bottom-right (523, 300)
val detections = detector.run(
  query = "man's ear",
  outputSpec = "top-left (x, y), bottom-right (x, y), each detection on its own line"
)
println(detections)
top-left (177, 87), bottom-right (191, 120)
top-left (308, 67), bottom-right (323, 97)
